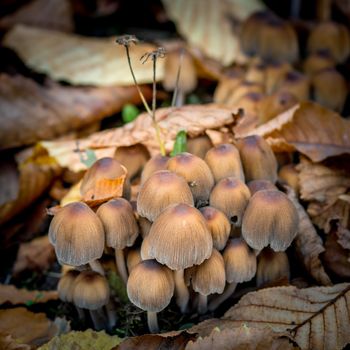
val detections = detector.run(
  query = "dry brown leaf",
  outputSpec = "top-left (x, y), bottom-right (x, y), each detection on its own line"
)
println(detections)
top-left (286, 187), bottom-right (332, 286)
top-left (12, 236), bottom-right (56, 275)
top-left (3, 25), bottom-right (164, 86)
top-left (0, 308), bottom-right (60, 347)
top-left (0, 74), bottom-right (149, 150)
top-left (223, 283), bottom-right (350, 350)
top-left (161, 0), bottom-right (263, 66)
top-left (38, 104), bottom-right (238, 172)
top-left (336, 225), bottom-right (350, 251)
top-left (234, 101), bottom-right (350, 162)
top-left (185, 326), bottom-right (298, 350)
top-left (0, 0), bottom-right (73, 32)
top-left (0, 285), bottom-right (57, 305)
top-left (0, 332), bottom-right (30, 350)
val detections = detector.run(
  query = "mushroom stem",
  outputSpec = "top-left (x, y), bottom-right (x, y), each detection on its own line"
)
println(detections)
top-left (115, 248), bottom-right (128, 284)
top-left (174, 90), bottom-right (185, 107)
top-left (208, 282), bottom-right (237, 311)
top-left (174, 269), bottom-right (190, 313)
top-left (254, 249), bottom-right (262, 257)
top-left (75, 306), bottom-right (86, 321)
top-left (197, 294), bottom-right (208, 314)
top-left (89, 260), bottom-right (105, 276)
top-left (89, 308), bottom-right (107, 330)
top-left (147, 311), bottom-right (159, 333)
top-left (105, 300), bottom-right (117, 330)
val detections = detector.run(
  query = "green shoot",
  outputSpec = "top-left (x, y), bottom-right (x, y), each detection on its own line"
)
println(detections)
top-left (170, 130), bottom-right (187, 156)
top-left (122, 103), bottom-right (140, 123)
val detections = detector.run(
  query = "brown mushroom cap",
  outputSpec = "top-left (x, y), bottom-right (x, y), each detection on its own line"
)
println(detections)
top-left (204, 144), bottom-right (245, 183)
top-left (138, 216), bottom-right (152, 239)
top-left (277, 71), bottom-right (310, 102)
top-left (137, 170), bottom-right (194, 222)
top-left (247, 179), bottom-right (277, 196)
top-left (73, 270), bottom-right (110, 310)
top-left (141, 154), bottom-right (169, 184)
top-left (166, 152), bottom-right (214, 206)
top-left (278, 164), bottom-right (300, 194)
top-left (186, 249), bottom-right (226, 296)
top-left (199, 206), bottom-right (231, 250)
top-left (142, 203), bottom-right (213, 270)
top-left (57, 269), bottom-right (80, 302)
top-left (127, 259), bottom-right (174, 312)
top-left (209, 177), bottom-right (251, 226)
top-left (303, 51), bottom-right (335, 76)
top-left (127, 248), bottom-right (142, 274)
top-left (48, 202), bottom-right (105, 266)
top-left (223, 238), bottom-right (257, 283)
top-left (187, 135), bottom-right (213, 159)
top-left (96, 198), bottom-right (138, 249)
top-left (242, 189), bottom-right (299, 251)
top-left (237, 135), bottom-right (278, 183)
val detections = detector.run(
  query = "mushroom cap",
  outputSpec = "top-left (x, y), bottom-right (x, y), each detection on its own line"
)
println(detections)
top-left (48, 202), bottom-right (104, 266)
top-left (303, 51), bottom-right (335, 76)
top-left (242, 189), bottom-right (299, 251)
top-left (247, 179), bottom-right (277, 196)
top-left (141, 154), bottom-right (169, 184)
top-left (57, 269), bottom-right (80, 302)
top-left (142, 203), bottom-right (213, 270)
top-left (209, 177), bottom-right (251, 226)
top-left (137, 170), bottom-right (194, 222)
top-left (223, 238), bottom-right (257, 283)
top-left (127, 259), bottom-right (174, 312)
top-left (126, 248), bottom-right (142, 274)
top-left (200, 206), bottom-right (231, 250)
top-left (73, 270), bottom-right (110, 310)
top-left (166, 152), bottom-right (214, 206)
top-left (187, 135), bottom-right (213, 159)
top-left (278, 164), bottom-right (300, 194)
top-left (186, 249), bottom-right (225, 296)
top-left (277, 71), bottom-right (310, 102)
top-left (227, 81), bottom-right (264, 106)
top-left (204, 144), bottom-right (245, 183)
top-left (96, 198), bottom-right (138, 249)
top-left (237, 135), bottom-right (278, 183)
top-left (138, 216), bottom-right (152, 239)
top-left (257, 248), bottom-right (290, 287)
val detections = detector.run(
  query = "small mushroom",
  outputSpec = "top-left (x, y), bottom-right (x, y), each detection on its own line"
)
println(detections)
top-left (127, 259), bottom-right (174, 333)
top-left (241, 189), bottom-right (299, 252)
top-left (137, 170), bottom-right (194, 221)
top-left (204, 144), bottom-right (245, 183)
top-left (97, 198), bottom-right (139, 284)
top-left (303, 51), bottom-right (335, 76)
top-left (140, 154), bottom-right (169, 184)
top-left (247, 179), bottom-right (277, 196)
top-left (276, 71), bottom-right (310, 102)
top-left (278, 164), bottom-right (300, 195)
top-left (167, 152), bottom-right (214, 207)
top-left (126, 247), bottom-right (142, 274)
top-left (209, 177), bottom-right (251, 227)
top-left (138, 216), bottom-right (152, 239)
top-left (187, 135), bottom-right (213, 159)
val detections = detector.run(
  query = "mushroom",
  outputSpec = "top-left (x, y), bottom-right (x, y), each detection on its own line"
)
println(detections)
top-left (233, 92), bottom-right (264, 116)
top-left (185, 249), bottom-right (225, 314)
top-left (303, 51), bottom-right (335, 76)
top-left (241, 189), bottom-right (299, 252)
top-left (48, 202), bottom-right (105, 275)
top-left (140, 154), bottom-right (169, 184)
top-left (141, 203), bottom-right (213, 312)
top-left (126, 247), bottom-right (142, 274)
top-left (96, 198), bottom-right (139, 284)
top-left (257, 248), bottom-right (290, 287)
top-left (137, 170), bottom-right (194, 222)
top-left (166, 152), bottom-right (214, 207)
top-left (209, 177), bottom-right (251, 227)
top-left (187, 135), bottom-right (213, 159)
top-left (127, 259), bottom-right (174, 333)
top-left (276, 71), bottom-right (310, 102)
top-left (204, 144), bottom-right (245, 183)
top-left (264, 62), bottom-right (292, 94)
top-left (226, 81), bottom-right (264, 106)
top-left (278, 164), bottom-right (300, 195)
top-left (199, 206), bottom-right (231, 251)
top-left (138, 215), bottom-right (152, 239)
top-left (236, 135), bottom-right (278, 183)
top-left (73, 270), bottom-right (110, 330)
top-left (247, 179), bottom-right (277, 196)
top-left (208, 238), bottom-right (256, 311)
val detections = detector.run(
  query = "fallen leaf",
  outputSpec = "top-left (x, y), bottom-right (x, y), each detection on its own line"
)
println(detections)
top-left (12, 235), bottom-right (56, 275)
top-left (0, 332), bottom-right (30, 350)
top-left (0, 0), bottom-right (73, 32)
top-left (0, 159), bottom-right (19, 206)
top-left (336, 225), bottom-right (350, 252)
top-left (3, 25), bottom-right (164, 86)
top-left (286, 187), bottom-right (332, 286)
top-left (234, 101), bottom-right (350, 162)
top-left (185, 326), bottom-right (298, 350)
top-left (223, 283), bottom-right (350, 350)
top-left (0, 285), bottom-right (58, 305)
top-left (0, 73), bottom-right (149, 150)
top-left (38, 329), bottom-right (121, 350)
top-left (0, 308), bottom-right (61, 347)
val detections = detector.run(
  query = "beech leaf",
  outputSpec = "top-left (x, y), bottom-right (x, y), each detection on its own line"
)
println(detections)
top-left (0, 332), bottom-right (30, 350)
top-left (223, 283), bottom-right (350, 350)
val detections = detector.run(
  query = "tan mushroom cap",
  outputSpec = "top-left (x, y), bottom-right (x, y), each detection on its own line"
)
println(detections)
top-left (277, 71), bottom-right (310, 102)
top-left (303, 51), bottom-right (335, 76)
top-left (57, 269), bottom-right (80, 302)
top-left (96, 198), bottom-right (138, 249)
top-left (223, 238), bottom-right (257, 283)
top-left (141, 154), bottom-right (169, 184)
top-left (186, 249), bottom-right (226, 296)
top-left (199, 206), bottom-right (230, 251)
top-left (73, 270), bottom-right (110, 310)
top-left (247, 179), bottom-right (277, 196)
top-left (127, 248), bottom-right (142, 274)
top-left (127, 259), bottom-right (174, 312)
top-left (48, 202), bottom-right (104, 266)
top-left (204, 144), bottom-right (245, 183)
top-left (209, 177), bottom-right (251, 227)
top-left (142, 203), bottom-right (213, 270)
top-left (167, 152), bottom-right (214, 206)
top-left (242, 189), bottom-right (299, 251)
top-left (278, 164), bottom-right (299, 194)
top-left (187, 135), bottom-right (213, 159)
top-left (237, 135), bottom-right (278, 183)
top-left (138, 216), bottom-right (152, 239)
top-left (137, 170), bottom-right (194, 222)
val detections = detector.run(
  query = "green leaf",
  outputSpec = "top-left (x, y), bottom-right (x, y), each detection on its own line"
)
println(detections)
top-left (170, 130), bottom-right (187, 156)
top-left (122, 104), bottom-right (140, 123)
top-left (80, 149), bottom-right (97, 168)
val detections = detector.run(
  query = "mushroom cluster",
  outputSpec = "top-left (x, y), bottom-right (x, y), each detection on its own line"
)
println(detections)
top-left (50, 135), bottom-right (300, 333)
